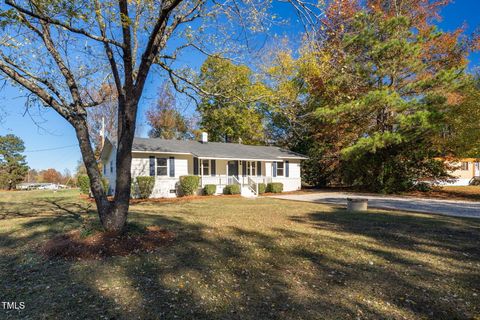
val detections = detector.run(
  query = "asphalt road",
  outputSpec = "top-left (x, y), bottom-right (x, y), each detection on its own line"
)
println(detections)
top-left (270, 192), bottom-right (480, 219)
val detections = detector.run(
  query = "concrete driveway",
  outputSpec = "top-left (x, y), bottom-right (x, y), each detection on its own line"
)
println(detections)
top-left (269, 192), bottom-right (480, 219)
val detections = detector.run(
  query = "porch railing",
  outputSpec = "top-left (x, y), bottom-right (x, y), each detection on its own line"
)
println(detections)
top-left (200, 175), bottom-right (272, 187)
top-left (247, 176), bottom-right (258, 195)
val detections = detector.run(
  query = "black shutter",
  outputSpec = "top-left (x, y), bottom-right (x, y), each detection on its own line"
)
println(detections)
top-left (169, 157), bottom-right (175, 177)
top-left (149, 156), bottom-right (155, 176)
top-left (285, 161), bottom-right (289, 177)
top-left (211, 160), bottom-right (216, 176)
top-left (273, 161), bottom-right (277, 177)
top-left (257, 161), bottom-right (262, 176)
top-left (193, 157), bottom-right (199, 175)
top-left (242, 161), bottom-right (247, 176)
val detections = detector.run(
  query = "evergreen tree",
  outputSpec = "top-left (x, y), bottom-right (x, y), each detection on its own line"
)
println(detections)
top-left (314, 11), bottom-right (463, 192)
top-left (0, 134), bottom-right (29, 190)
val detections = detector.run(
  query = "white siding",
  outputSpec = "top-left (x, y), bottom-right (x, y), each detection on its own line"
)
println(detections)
top-left (131, 153), bottom-right (193, 198)
top-left (272, 177), bottom-right (301, 191)
top-left (131, 153), bottom-right (191, 178)
top-left (105, 149), bottom-right (304, 198)
top-left (288, 160), bottom-right (301, 178)
top-left (103, 145), bottom-right (117, 194)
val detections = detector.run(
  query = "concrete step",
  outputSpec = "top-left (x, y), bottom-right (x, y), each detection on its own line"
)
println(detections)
top-left (241, 186), bottom-right (257, 198)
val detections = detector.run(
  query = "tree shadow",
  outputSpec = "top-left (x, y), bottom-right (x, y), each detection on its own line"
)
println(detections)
top-left (1, 199), bottom-right (479, 319)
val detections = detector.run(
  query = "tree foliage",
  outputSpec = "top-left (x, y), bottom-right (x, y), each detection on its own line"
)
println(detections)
top-left (0, 134), bottom-right (29, 190)
top-left (261, 0), bottom-right (478, 192)
top-left (197, 56), bottom-right (267, 144)
top-left (146, 82), bottom-right (192, 140)
top-left (0, 0), bottom-right (321, 231)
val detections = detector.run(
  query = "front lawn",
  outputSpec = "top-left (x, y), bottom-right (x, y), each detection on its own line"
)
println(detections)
top-left (1, 190), bottom-right (479, 319)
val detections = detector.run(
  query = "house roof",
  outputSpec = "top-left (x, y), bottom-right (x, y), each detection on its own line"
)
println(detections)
top-left (132, 137), bottom-right (308, 160)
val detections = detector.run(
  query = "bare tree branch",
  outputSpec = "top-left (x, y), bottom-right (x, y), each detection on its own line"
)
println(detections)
top-left (5, 0), bottom-right (125, 48)
top-left (0, 59), bottom-right (69, 118)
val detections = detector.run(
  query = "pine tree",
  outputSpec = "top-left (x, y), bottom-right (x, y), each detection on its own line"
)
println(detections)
top-left (0, 134), bottom-right (29, 190)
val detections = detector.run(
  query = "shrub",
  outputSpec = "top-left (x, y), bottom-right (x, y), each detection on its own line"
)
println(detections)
top-left (223, 184), bottom-right (241, 195)
top-left (179, 175), bottom-right (200, 196)
top-left (78, 175), bottom-right (110, 195)
top-left (257, 183), bottom-right (266, 194)
top-left (203, 184), bottom-right (217, 196)
top-left (77, 175), bottom-right (90, 194)
top-left (130, 181), bottom-right (137, 199)
top-left (136, 176), bottom-right (155, 199)
top-left (101, 177), bottom-right (109, 194)
top-left (266, 182), bottom-right (283, 193)
top-left (414, 181), bottom-right (432, 192)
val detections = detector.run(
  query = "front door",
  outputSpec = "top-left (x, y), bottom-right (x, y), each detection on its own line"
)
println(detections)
top-left (227, 161), bottom-right (238, 178)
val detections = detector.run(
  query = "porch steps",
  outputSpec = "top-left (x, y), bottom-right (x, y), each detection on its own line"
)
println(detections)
top-left (241, 186), bottom-right (257, 198)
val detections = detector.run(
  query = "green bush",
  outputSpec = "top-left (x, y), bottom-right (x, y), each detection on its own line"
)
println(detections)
top-left (77, 175), bottom-right (110, 195)
top-left (136, 176), bottom-right (155, 199)
top-left (258, 183), bottom-right (266, 194)
top-left (77, 175), bottom-right (90, 194)
top-left (179, 175), bottom-right (200, 196)
top-left (101, 177), bottom-right (109, 194)
top-left (223, 184), bottom-right (241, 195)
top-left (130, 181), bottom-right (137, 198)
top-left (203, 184), bottom-right (217, 196)
top-left (266, 182), bottom-right (283, 193)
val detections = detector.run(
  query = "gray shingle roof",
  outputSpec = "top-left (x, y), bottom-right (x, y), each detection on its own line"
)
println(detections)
top-left (132, 137), bottom-right (307, 160)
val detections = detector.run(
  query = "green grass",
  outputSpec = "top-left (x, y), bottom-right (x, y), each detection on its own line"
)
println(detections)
top-left (1, 190), bottom-right (479, 319)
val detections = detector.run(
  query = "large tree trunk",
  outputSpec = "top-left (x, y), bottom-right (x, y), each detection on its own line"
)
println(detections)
top-left (70, 89), bottom-right (139, 234)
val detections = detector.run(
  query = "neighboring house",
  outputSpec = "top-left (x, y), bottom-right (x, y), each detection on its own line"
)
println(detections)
top-left (100, 134), bottom-right (307, 198)
top-left (439, 158), bottom-right (480, 186)
top-left (16, 183), bottom-right (67, 190)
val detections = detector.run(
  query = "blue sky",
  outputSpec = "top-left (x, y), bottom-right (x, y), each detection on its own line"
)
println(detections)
top-left (0, 0), bottom-right (479, 173)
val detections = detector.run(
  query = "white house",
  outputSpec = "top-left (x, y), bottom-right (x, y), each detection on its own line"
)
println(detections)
top-left (100, 134), bottom-right (307, 198)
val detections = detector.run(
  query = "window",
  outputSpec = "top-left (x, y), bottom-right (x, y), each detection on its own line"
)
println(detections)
top-left (110, 161), bottom-right (113, 173)
top-left (461, 162), bottom-right (469, 171)
top-left (156, 158), bottom-right (168, 176)
top-left (202, 159), bottom-right (210, 176)
top-left (276, 162), bottom-right (284, 176)
top-left (103, 164), bottom-right (106, 175)
top-left (246, 161), bottom-right (256, 176)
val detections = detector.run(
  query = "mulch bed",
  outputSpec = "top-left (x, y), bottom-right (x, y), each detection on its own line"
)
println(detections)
top-left (41, 226), bottom-right (175, 261)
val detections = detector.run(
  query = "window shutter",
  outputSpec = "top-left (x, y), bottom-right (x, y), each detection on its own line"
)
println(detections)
top-left (285, 161), bottom-right (289, 177)
top-left (273, 162), bottom-right (277, 177)
top-left (193, 157), bottom-right (199, 175)
top-left (149, 156), bottom-right (155, 176)
top-left (169, 157), bottom-right (175, 177)
top-left (242, 161), bottom-right (247, 176)
top-left (257, 161), bottom-right (261, 176)
top-left (211, 160), bottom-right (216, 176)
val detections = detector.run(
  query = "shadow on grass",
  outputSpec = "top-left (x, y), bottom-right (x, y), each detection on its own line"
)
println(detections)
top-left (1, 196), bottom-right (479, 319)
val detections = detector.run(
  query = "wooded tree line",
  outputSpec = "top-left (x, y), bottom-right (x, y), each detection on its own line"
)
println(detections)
top-left (141, 0), bottom-right (480, 193)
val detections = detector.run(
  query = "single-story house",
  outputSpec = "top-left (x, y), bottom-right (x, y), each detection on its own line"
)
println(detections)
top-left (439, 158), bottom-right (480, 186)
top-left (100, 134), bottom-right (307, 198)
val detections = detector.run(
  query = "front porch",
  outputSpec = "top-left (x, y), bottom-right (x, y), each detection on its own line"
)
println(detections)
top-left (195, 158), bottom-right (300, 196)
